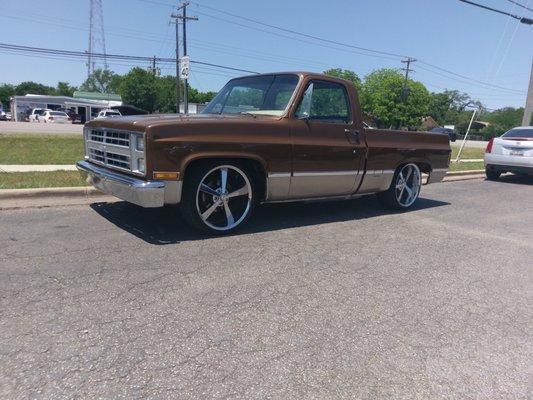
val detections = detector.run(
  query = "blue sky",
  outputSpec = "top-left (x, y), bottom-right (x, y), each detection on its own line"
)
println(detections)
top-left (0, 0), bottom-right (531, 109)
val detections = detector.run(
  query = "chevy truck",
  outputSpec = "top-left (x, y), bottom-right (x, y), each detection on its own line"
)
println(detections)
top-left (77, 72), bottom-right (451, 234)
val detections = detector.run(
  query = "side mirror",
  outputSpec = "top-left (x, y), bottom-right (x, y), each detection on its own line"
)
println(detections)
top-left (296, 112), bottom-right (310, 121)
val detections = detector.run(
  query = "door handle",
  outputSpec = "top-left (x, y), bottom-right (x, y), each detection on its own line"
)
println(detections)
top-left (345, 128), bottom-right (360, 144)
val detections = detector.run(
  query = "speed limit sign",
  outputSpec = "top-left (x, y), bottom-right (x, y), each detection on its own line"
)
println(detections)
top-left (180, 56), bottom-right (190, 79)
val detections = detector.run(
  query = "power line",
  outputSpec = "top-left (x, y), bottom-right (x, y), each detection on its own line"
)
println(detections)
top-left (188, 1), bottom-right (409, 59)
top-left (0, 42), bottom-right (259, 74)
top-left (4, 2), bottom-right (524, 97)
top-left (192, 9), bottom-right (401, 62)
top-left (186, 3), bottom-right (526, 93)
top-left (458, 0), bottom-right (533, 24)
top-left (503, 0), bottom-right (533, 12)
top-left (418, 61), bottom-right (525, 93)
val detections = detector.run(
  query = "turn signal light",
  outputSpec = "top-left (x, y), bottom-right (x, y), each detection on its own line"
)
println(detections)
top-left (154, 172), bottom-right (179, 180)
top-left (486, 138), bottom-right (494, 153)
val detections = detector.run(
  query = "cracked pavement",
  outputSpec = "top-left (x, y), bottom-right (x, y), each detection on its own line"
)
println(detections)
top-left (1, 176), bottom-right (532, 399)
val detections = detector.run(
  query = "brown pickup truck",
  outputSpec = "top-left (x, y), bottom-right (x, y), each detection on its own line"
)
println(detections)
top-left (77, 72), bottom-right (451, 234)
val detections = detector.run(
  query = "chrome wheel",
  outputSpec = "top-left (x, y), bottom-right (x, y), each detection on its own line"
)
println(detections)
top-left (395, 164), bottom-right (421, 207)
top-left (195, 165), bottom-right (252, 231)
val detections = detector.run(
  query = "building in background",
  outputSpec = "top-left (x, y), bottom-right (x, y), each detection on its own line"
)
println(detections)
top-left (10, 93), bottom-right (206, 122)
top-left (10, 93), bottom-right (122, 123)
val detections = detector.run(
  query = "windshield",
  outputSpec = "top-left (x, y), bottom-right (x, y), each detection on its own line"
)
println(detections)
top-left (502, 128), bottom-right (533, 139)
top-left (50, 111), bottom-right (68, 116)
top-left (202, 74), bottom-right (299, 116)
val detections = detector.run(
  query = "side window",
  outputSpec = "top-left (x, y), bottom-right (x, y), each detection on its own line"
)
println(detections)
top-left (295, 80), bottom-right (350, 123)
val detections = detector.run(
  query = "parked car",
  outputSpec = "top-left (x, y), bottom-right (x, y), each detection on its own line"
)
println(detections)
top-left (0, 110), bottom-right (10, 121)
top-left (95, 109), bottom-right (122, 119)
top-left (28, 108), bottom-right (50, 122)
top-left (484, 126), bottom-right (533, 180)
top-left (38, 110), bottom-right (71, 124)
top-left (58, 108), bottom-right (82, 124)
top-left (78, 72), bottom-right (451, 234)
top-left (430, 127), bottom-right (457, 142)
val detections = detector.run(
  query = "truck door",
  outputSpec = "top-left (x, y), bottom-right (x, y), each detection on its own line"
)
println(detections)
top-left (288, 79), bottom-right (366, 198)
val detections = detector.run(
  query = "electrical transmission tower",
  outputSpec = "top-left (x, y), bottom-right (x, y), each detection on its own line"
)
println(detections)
top-left (87, 0), bottom-right (108, 78)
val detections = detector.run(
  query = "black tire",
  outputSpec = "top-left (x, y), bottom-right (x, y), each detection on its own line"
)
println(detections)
top-left (180, 160), bottom-right (256, 235)
top-left (485, 167), bottom-right (501, 181)
top-left (377, 163), bottom-right (422, 210)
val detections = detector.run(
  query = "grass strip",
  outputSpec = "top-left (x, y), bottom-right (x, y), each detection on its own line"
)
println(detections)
top-left (450, 145), bottom-right (485, 160)
top-left (0, 135), bottom-right (84, 164)
top-left (449, 161), bottom-right (484, 171)
top-left (0, 171), bottom-right (87, 189)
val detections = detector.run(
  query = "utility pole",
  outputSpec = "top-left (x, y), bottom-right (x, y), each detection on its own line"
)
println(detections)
top-left (149, 55), bottom-right (157, 75)
top-left (170, 10), bottom-right (181, 113)
top-left (401, 57), bottom-right (416, 95)
top-left (522, 60), bottom-right (533, 126)
top-left (172, 2), bottom-right (198, 114)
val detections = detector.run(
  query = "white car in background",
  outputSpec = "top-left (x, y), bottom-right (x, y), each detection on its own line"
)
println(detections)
top-left (484, 126), bottom-right (533, 180)
top-left (38, 110), bottom-right (71, 124)
top-left (28, 108), bottom-right (50, 122)
top-left (0, 110), bottom-right (10, 121)
top-left (95, 109), bottom-right (122, 119)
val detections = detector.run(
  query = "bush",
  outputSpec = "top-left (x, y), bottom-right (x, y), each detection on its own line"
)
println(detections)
top-left (481, 124), bottom-right (506, 140)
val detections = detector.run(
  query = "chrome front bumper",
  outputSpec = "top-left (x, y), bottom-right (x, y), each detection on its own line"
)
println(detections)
top-left (77, 160), bottom-right (178, 208)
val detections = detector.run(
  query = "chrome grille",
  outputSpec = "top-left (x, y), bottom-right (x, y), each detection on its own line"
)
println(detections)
top-left (88, 148), bottom-right (105, 163)
top-left (89, 129), bottom-right (130, 147)
top-left (84, 128), bottom-right (145, 175)
top-left (106, 152), bottom-right (130, 169)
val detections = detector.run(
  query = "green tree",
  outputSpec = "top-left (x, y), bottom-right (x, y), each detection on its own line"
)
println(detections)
top-left (188, 87), bottom-right (216, 104)
top-left (427, 90), bottom-right (480, 126)
top-left (0, 84), bottom-right (15, 111)
top-left (56, 81), bottom-right (77, 97)
top-left (480, 107), bottom-right (524, 139)
top-left (80, 69), bottom-right (122, 93)
top-left (15, 81), bottom-right (55, 96)
top-left (119, 67), bottom-right (158, 112)
top-left (154, 75), bottom-right (177, 113)
top-left (324, 68), bottom-right (362, 90)
top-left (360, 69), bottom-right (430, 128)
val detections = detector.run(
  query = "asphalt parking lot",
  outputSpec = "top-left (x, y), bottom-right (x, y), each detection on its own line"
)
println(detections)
top-left (1, 176), bottom-right (532, 399)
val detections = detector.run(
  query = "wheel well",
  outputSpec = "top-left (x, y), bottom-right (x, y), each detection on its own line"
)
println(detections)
top-left (415, 162), bottom-right (431, 174)
top-left (183, 157), bottom-right (267, 200)
top-left (394, 161), bottom-right (431, 174)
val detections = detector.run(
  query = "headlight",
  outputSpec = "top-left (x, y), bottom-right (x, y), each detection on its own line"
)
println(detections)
top-left (138, 158), bottom-right (145, 173)
top-left (136, 135), bottom-right (144, 151)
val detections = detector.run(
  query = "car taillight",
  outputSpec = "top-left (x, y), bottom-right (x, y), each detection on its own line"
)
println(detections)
top-left (486, 138), bottom-right (494, 153)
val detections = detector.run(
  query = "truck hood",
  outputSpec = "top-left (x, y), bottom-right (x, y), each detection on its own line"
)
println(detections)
top-left (85, 113), bottom-right (280, 131)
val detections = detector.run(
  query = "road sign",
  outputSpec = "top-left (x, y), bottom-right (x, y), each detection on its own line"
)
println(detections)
top-left (180, 56), bottom-right (190, 79)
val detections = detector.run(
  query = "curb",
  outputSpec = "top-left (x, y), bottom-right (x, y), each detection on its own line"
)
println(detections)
top-left (445, 169), bottom-right (484, 176)
top-left (0, 186), bottom-right (101, 200)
